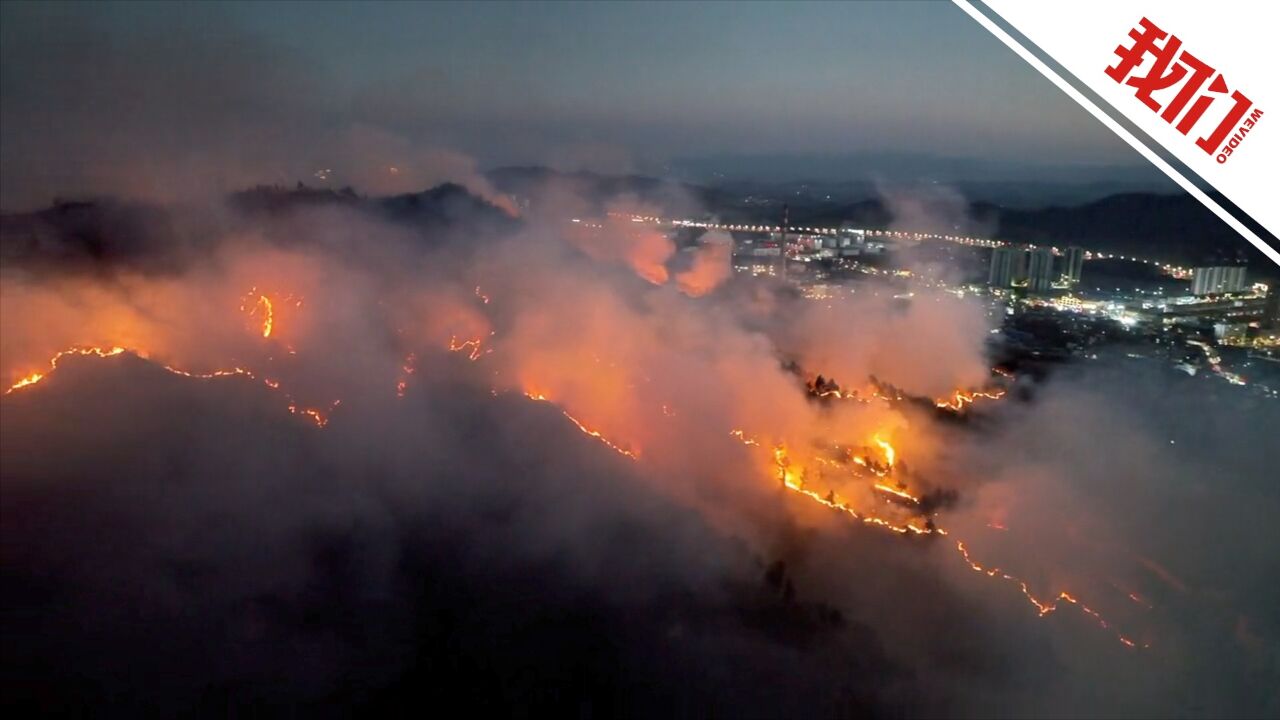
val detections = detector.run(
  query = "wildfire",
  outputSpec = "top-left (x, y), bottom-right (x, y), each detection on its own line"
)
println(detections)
top-left (873, 433), bottom-right (896, 468)
top-left (448, 334), bottom-right (488, 361)
top-left (935, 388), bottom-right (1006, 411)
top-left (726, 432), bottom-right (939, 536)
top-left (5, 346), bottom-right (127, 394)
top-left (4, 287), bottom-right (342, 429)
top-left (287, 399), bottom-right (341, 428)
top-left (159, 364), bottom-right (254, 380)
top-left (955, 541), bottom-right (1145, 649)
top-left (257, 295), bottom-right (274, 338)
top-left (2, 280), bottom-right (1144, 653)
top-left (241, 288), bottom-right (276, 339)
top-left (874, 482), bottom-right (920, 504)
top-left (523, 391), bottom-right (639, 460)
top-left (727, 426), bottom-right (1142, 649)
top-left (241, 288), bottom-right (305, 341)
top-left (773, 446), bottom-right (937, 536)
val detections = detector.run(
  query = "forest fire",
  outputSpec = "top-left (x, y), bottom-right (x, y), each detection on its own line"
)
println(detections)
top-left (0, 276), bottom-right (1142, 657)
top-left (723, 424), bottom-right (1141, 648)
top-left (7, 4), bottom-right (1274, 711)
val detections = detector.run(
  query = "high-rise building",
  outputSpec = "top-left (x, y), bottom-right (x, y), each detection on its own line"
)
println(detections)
top-left (1012, 249), bottom-right (1028, 285)
top-left (1191, 266), bottom-right (1247, 295)
top-left (1027, 247), bottom-right (1055, 294)
top-left (989, 247), bottom-right (1032, 288)
top-left (1062, 246), bottom-right (1085, 285)
top-left (988, 247), bottom-right (1025, 287)
top-left (1264, 285), bottom-right (1280, 329)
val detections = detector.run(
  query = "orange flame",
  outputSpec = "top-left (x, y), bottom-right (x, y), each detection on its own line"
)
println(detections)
top-left (5, 346), bottom-right (128, 394)
top-left (873, 433), bottom-right (896, 468)
top-left (935, 388), bottom-right (1006, 411)
top-left (448, 335), bottom-right (488, 361)
top-left (257, 295), bottom-right (274, 338)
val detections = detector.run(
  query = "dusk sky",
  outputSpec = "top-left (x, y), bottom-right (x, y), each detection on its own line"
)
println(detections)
top-left (1, 1), bottom-right (1147, 207)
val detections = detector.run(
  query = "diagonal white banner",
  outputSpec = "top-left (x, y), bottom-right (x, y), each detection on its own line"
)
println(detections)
top-left (955, 0), bottom-right (1279, 267)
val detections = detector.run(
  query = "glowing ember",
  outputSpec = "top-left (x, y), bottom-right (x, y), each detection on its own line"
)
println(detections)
top-left (396, 353), bottom-right (417, 398)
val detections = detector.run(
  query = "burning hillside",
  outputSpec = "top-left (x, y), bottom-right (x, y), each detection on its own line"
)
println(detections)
top-left (2, 185), bottom-right (1276, 717)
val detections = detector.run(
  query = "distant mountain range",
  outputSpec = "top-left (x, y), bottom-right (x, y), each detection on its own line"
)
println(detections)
top-left (0, 182), bottom-right (517, 274)
top-left (666, 152), bottom-right (1182, 207)
top-left (980, 193), bottom-right (1267, 267)
top-left (1, 171), bottom-right (1273, 277)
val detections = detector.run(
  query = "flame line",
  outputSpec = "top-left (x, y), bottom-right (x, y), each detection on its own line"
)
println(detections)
top-left (524, 392), bottom-right (639, 459)
top-left (730, 429), bottom-right (1142, 649)
top-left (954, 540), bottom-right (1144, 648)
